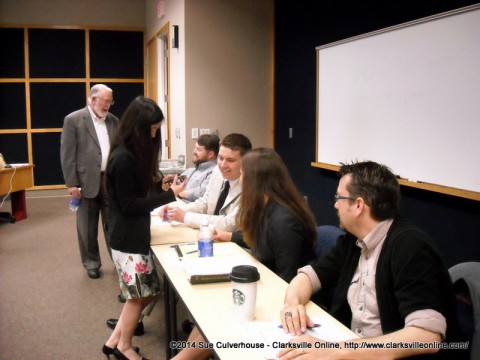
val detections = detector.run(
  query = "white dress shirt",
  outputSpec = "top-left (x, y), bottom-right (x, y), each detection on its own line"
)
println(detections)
top-left (88, 106), bottom-right (110, 171)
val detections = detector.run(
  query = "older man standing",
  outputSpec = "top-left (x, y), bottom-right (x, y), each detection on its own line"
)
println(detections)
top-left (60, 84), bottom-right (118, 279)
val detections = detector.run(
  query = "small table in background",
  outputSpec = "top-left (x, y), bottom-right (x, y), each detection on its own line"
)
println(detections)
top-left (0, 164), bottom-right (34, 222)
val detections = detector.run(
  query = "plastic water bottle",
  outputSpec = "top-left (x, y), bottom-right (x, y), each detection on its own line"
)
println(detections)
top-left (69, 188), bottom-right (82, 212)
top-left (197, 220), bottom-right (213, 257)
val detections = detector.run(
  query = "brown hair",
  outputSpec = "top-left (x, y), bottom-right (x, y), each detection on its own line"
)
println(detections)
top-left (220, 133), bottom-right (252, 156)
top-left (239, 147), bottom-right (317, 249)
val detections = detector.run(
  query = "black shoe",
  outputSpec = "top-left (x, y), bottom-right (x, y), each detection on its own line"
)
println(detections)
top-left (102, 344), bottom-right (140, 359)
top-left (87, 269), bottom-right (100, 279)
top-left (118, 293), bottom-right (126, 303)
top-left (113, 347), bottom-right (148, 360)
top-left (106, 319), bottom-right (144, 336)
top-left (182, 319), bottom-right (195, 334)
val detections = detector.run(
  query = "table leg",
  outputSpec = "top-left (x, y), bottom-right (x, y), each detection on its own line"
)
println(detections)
top-left (11, 190), bottom-right (27, 221)
top-left (164, 273), bottom-right (178, 358)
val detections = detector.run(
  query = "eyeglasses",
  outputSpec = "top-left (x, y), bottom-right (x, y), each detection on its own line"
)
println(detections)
top-left (334, 194), bottom-right (356, 202)
top-left (95, 97), bottom-right (115, 106)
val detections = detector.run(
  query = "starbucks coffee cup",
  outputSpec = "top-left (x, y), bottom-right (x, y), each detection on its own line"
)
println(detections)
top-left (230, 265), bottom-right (260, 322)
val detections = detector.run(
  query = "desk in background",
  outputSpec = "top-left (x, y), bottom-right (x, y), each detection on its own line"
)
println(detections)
top-left (151, 240), bottom-right (357, 359)
top-left (0, 164), bottom-right (34, 222)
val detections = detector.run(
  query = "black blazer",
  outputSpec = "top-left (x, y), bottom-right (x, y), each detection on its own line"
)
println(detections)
top-left (106, 146), bottom-right (175, 255)
top-left (252, 200), bottom-right (315, 282)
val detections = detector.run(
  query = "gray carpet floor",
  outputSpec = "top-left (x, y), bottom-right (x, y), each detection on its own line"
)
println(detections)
top-left (0, 190), bottom-right (187, 360)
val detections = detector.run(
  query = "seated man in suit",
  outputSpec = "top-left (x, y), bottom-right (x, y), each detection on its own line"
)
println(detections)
top-left (277, 161), bottom-right (459, 360)
top-left (162, 133), bottom-right (252, 231)
top-left (177, 134), bottom-right (219, 203)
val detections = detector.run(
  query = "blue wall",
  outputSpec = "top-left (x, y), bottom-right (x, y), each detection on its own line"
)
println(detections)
top-left (274, 1), bottom-right (479, 268)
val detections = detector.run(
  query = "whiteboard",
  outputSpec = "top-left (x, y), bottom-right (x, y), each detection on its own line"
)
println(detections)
top-left (316, 5), bottom-right (480, 194)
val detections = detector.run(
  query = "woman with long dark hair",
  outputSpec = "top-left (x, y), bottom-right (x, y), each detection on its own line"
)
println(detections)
top-left (102, 96), bottom-right (181, 360)
top-left (238, 147), bottom-right (317, 282)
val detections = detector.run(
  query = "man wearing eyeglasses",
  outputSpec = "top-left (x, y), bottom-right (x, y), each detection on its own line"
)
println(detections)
top-left (60, 84), bottom-right (119, 280)
top-left (278, 161), bottom-right (460, 359)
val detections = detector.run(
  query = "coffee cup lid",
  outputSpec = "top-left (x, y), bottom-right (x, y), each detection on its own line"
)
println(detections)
top-left (230, 265), bottom-right (260, 283)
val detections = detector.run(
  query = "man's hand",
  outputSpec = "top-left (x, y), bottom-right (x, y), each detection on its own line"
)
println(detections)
top-left (277, 335), bottom-right (343, 360)
top-left (68, 186), bottom-right (81, 199)
top-left (280, 273), bottom-right (315, 336)
top-left (166, 206), bottom-right (186, 223)
top-left (280, 326), bottom-right (442, 359)
top-left (280, 304), bottom-right (315, 336)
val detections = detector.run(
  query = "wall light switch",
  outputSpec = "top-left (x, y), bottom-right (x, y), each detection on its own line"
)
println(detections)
top-left (199, 128), bottom-right (210, 135)
top-left (192, 128), bottom-right (199, 139)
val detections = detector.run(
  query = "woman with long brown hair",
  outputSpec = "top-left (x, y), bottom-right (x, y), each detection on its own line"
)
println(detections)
top-left (238, 147), bottom-right (317, 282)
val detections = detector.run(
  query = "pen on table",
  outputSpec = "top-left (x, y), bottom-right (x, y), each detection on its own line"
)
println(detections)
top-left (170, 244), bottom-right (183, 258)
top-left (277, 323), bottom-right (321, 329)
top-left (407, 179), bottom-right (421, 183)
top-left (186, 250), bottom-right (198, 254)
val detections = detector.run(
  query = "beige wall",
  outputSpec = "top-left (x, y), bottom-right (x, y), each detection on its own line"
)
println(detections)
top-left (184, 0), bottom-right (274, 156)
top-left (0, 0), bottom-right (145, 27)
top-left (146, 0), bottom-right (273, 164)
top-left (146, 0), bottom-right (187, 161)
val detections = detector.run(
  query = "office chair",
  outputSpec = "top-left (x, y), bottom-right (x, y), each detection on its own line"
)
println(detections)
top-left (315, 225), bottom-right (345, 258)
top-left (313, 225), bottom-right (345, 311)
top-left (449, 262), bottom-right (480, 360)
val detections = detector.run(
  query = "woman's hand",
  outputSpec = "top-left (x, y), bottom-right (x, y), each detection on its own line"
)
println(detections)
top-left (161, 175), bottom-right (175, 192)
top-left (162, 175), bottom-right (185, 195)
top-left (212, 228), bottom-right (232, 242)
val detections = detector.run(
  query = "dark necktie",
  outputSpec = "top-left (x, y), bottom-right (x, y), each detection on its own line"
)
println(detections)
top-left (214, 181), bottom-right (230, 215)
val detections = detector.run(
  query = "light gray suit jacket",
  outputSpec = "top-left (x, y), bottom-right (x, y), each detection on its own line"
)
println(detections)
top-left (182, 166), bottom-right (241, 231)
top-left (60, 106), bottom-right (118, 198)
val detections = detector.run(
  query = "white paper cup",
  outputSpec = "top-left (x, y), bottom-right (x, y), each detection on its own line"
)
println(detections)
top-left (230, 265), bottom-right (260, 322)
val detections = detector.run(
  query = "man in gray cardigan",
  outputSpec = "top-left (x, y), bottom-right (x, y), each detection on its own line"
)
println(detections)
top-left (60, 84), bottom-right (119, 279)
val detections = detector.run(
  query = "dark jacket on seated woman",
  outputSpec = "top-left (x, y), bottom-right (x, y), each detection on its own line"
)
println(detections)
top-left (252, 200), bottom-right (315, 282)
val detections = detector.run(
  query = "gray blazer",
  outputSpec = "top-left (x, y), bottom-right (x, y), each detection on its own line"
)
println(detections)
top-left (60, 106), bottom-right (118, 198)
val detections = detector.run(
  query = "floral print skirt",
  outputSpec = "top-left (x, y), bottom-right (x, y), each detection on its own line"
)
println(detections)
top-left (111, 248), bottom-right (161, 300)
